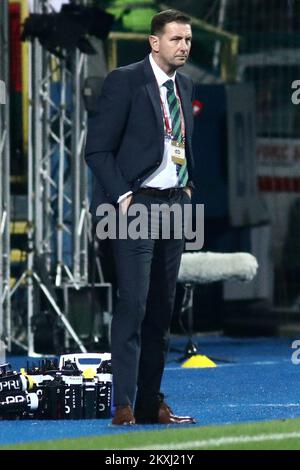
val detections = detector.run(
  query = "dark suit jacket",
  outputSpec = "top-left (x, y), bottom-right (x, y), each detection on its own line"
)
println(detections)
top-left (85, 55), bottom-right (195, 217)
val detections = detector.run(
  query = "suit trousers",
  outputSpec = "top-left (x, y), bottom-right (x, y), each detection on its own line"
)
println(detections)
top-left (111, 189), bottom-right (190, 417)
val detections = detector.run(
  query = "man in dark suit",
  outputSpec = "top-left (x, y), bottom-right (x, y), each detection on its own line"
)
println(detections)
top-left (85, 9), bottom-right (196, 425)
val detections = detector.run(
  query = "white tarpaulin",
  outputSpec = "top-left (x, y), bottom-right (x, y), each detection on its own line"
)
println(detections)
top-left (226, 83), bottom-right (267, 226)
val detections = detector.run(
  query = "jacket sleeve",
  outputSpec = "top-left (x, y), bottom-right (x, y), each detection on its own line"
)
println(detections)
top-left (85, 69), bottom-right (132, 203)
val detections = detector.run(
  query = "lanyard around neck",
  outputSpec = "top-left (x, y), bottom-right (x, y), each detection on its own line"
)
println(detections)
top-left (157, 81), bottom-right (185, 140)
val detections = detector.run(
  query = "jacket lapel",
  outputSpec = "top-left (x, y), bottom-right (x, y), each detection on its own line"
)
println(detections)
top-left (175, 74), bottom-right (192, 141)
top-left (143, 57), bottom-right (164, 153)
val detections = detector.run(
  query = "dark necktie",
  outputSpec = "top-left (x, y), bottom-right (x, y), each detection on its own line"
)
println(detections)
top-left (163, 79), bottom-right (188, 187)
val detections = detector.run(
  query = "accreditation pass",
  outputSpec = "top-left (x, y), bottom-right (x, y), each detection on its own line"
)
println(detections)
top-left (170, 140), bottom-right (186, 166)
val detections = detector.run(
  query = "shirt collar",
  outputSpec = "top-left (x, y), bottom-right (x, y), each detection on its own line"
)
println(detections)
top-left (149, 53), bottom-right (176, 88)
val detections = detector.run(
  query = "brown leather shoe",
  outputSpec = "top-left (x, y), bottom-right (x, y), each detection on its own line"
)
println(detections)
top-left (135, 398), bottom-right (196, 424)
top-left (157, 401), bottom-right (196, 424)
top-left (112, 405), bottom-right (136, 425)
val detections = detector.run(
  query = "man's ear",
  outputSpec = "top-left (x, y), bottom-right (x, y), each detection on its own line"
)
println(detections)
top-left (149, 35), bottom-right (160, 53)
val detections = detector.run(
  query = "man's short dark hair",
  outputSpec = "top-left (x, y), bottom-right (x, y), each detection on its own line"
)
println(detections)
top-left (151, 9), bottom-right (191, 35)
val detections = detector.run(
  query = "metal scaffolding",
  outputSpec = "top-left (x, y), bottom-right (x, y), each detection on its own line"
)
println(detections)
top-left (11, 0), bottom-right (91, 355)
top-left (0, 0), bottom-right (11, 354)
top-left (0, 0), bottom-right (114, 356)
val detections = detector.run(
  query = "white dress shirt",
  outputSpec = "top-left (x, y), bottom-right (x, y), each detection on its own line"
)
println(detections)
top-left (118, 53), bottom-right (182, 203)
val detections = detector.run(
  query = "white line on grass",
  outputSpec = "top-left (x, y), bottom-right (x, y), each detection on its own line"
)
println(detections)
top-left (226, 403), bottom-right (300, 408)
top-left (132, 431), bottom-right (300, 450)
